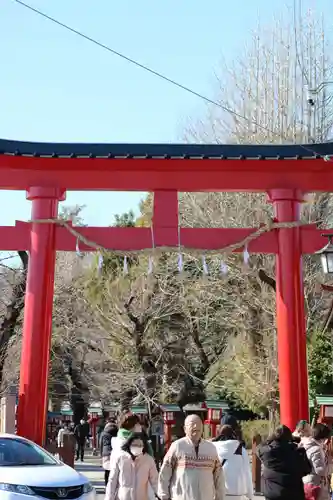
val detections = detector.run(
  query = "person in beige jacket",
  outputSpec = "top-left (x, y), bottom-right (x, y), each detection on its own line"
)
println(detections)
top-left (158, 414), bottom-right (225, 500)
top-left (105, 432), bottom-right (158, 500)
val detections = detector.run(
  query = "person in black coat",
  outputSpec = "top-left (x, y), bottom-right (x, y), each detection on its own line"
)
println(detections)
top-left (74, 419), bottom-right (90, 462)
top-left (257, 425), bottom-right (312, 500)
top-left (100, 422), bottom-right (118, 486)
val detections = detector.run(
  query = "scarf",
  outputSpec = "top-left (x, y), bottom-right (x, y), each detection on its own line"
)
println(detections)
top-left (117, 428), bottom-right (154, 456)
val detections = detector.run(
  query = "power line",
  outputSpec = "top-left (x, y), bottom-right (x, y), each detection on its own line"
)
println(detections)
top-left (13, 2), bottom-right (236, 113)
top-left (12, 0), bottom-right (283, 137)
top-left (12, 0), bottom-right (323, 157)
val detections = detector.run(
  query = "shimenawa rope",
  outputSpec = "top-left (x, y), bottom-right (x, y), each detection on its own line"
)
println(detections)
top-left (26, 218), bottom-right (316, 256)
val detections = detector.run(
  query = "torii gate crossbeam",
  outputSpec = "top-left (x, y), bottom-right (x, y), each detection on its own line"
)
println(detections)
top-left (1, 138), bottom-right (333, 445)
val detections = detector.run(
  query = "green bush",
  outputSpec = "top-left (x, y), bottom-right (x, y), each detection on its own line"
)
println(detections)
top-left (241, 420), bottom-right (271, 449)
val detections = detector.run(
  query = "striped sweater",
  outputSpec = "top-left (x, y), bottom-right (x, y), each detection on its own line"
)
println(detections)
top-left (158, 437), bottom-right (225, 500)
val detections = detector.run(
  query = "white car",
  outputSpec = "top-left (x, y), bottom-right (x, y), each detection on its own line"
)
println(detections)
top-left (0, 434), bottom-right (96, 499)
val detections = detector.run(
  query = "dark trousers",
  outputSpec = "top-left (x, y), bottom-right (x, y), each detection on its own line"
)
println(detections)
top-left (76, 440), bottom-right (85, 460)
top-left (104, 470), bottom-right (110, 486)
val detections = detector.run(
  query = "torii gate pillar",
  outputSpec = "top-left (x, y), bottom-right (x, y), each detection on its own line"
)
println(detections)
top-left (17, 187), bottom-right (65, 445)
top-left (270, 189), bottom-right (309, 429)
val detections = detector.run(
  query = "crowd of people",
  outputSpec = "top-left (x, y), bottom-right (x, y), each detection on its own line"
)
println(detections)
top-left (100, 411), bottom-right (252, 500)
top-left (57, 412), bottom-right (333, 500)
top-left (56, 418), bottom-right (91, 461)
top-left (258, 421), bottom-right (332, 500)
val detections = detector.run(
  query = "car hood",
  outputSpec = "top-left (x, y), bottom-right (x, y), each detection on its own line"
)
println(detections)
top-left (0, 463), bottom-right (89, 487)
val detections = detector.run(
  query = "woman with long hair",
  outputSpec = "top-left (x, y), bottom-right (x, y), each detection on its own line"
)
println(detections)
top-left (257, 425), bottom-right (311, 500)
top-left (105, 432), bottom-right (158, 500)
top-left (220, 412), bottom-right (244, 445)
top-left (213, 424), bottom-right (253, 500)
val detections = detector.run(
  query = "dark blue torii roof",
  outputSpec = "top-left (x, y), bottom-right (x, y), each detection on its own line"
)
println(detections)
top-left (0, 137), bottom-right (332, 159)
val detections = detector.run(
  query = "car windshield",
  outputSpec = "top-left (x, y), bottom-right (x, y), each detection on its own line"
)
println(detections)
top-left (0, 438), bottom-right (58, 466)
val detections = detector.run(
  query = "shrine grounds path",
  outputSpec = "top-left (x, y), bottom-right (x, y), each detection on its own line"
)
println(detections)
top-left (77, 453), bottom-right (263, 499)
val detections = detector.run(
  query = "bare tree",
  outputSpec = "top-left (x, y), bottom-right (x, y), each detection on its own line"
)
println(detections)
top-left (82, 248), bottom-right (236, 411)
top-left (0, 252), bottom-right (28, 392)
top-left (41, 7), bottom-right (333, 415)
top-left (0, 206), bottom-right (102, 420)
top-left (185, 8), bottom-right (333, 144)
top-left (182, 6), bottom-right (333, 412)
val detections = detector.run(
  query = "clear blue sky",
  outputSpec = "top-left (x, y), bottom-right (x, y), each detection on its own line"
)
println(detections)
top-left (0, 0), bottom-right (331, 227)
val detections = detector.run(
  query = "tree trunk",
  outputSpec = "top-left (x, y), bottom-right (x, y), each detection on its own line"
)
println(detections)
top-left (66, 353), bottom-right (89, 425)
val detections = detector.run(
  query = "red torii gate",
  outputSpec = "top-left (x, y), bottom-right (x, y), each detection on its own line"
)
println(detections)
top-left (0, 137), bottom-right (332, 446)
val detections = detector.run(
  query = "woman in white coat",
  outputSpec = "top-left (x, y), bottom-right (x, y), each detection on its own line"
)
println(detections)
top-left (213, 424), bottom-right (253, 500)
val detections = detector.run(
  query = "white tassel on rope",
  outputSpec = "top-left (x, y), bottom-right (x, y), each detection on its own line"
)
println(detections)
top-left (97, 254), bottom-right (103, 274)
top-left (177, 225), bottom-right (183, 273)
top-left (148, 225), bottom-right (155, 275)
top-left (123, 255), bottom-right (128, 275)
top-left (243, 246), bottom-right (250, 267)
top-left (202, 255), bottom-right (209, 275)
top-left (76, 237), bottom-right (84, 258)
top-left (178, 253), bottom-right (183, 273)
top-left (148, 256), bottom-right (154, 275)
top-left (220, 260), bottom-right (228, 276)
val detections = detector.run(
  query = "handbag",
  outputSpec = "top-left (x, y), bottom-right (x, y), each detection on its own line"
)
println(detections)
top-left (304, 483), bottom-right (321, 500)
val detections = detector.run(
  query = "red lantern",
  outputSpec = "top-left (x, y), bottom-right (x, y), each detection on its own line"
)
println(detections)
top-left (88, 414), bottom-right (99, 450)
top-left (163, 411), bottom-right (175, 452)
top-left (205, 405), bottom-right (222, 438)
top-left (165, 412), bottom-right (175, 424)
top-left (208, 408), bottom-right (221, 422)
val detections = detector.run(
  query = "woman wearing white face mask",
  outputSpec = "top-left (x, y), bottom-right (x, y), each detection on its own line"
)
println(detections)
top-left (105, 432), bottom-right (159, 500)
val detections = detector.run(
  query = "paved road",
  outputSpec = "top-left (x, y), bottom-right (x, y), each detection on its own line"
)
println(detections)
top-left (76, 456), bottom-right (264, 499)
top-left (74, 457), bottom-right (105, 497)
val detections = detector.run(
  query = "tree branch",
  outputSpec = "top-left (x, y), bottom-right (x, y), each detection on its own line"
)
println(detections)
top-left (258, 269), bottom-right (276, 291)
top-left (189, 318), bottom-right (210, 375)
